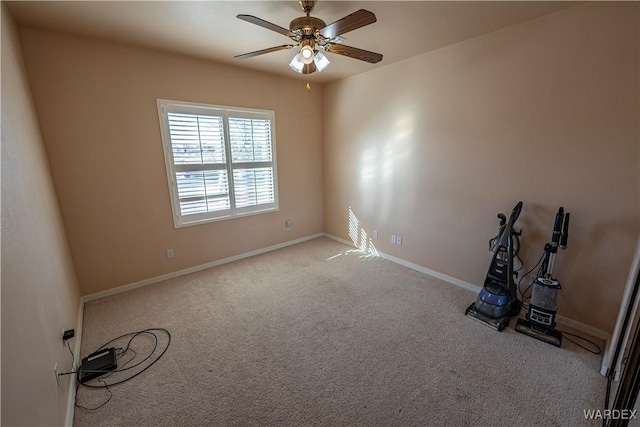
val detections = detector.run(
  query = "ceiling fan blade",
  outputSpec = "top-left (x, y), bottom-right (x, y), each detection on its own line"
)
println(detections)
top-left (325, 44), bottom-right (383, 64)
top-left (237, 14), bottom-right (297, 38)
top-left (235, 45), bottom-right (296, 60)
top-left (302, 62), bottom-right (317, 75)
top-left (319, 9), bottom-right (377, 39)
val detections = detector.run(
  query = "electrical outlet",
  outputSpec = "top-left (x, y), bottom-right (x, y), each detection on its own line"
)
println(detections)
top-left (54, 363), bottom-right (60, 386)
top-left (166, 248), bottom-right (174, 259)
top-left (285, 219), bottom-right (292, 230)
top-left (396, 236), bottom-right (402, 245)
top-left (373, 230), bottom-right (378, 239)
top-left (391, 235), bottom-right (396, 244)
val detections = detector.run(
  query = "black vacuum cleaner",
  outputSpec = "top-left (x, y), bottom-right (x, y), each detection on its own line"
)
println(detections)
top-left (515, 207), bottom-right (570, 347)
top-left (465, 201), bottom-right (523, 331)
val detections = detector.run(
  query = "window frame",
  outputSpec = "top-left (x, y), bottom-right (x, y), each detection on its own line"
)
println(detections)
top-left (157, 99), bottom-right (279, 228)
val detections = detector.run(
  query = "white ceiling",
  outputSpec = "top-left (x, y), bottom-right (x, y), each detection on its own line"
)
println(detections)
top-left (6, 1), bottom-right (580, 83)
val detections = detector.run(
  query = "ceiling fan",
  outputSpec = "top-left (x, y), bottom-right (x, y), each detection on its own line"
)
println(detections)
top-left (234, 0), bottom-right (383, 75)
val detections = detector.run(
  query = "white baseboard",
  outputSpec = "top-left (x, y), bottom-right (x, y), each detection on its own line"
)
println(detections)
top-left (323, 233), bottom-right (610, 342)
top-left (379, 250), bottom-right (484, 295)
top-left (65, 297), bottom-right (84, 427)
top-left (82, 233), bottom-right (324, 303)
top-left (323, 233), bottom-right (356, 248)
top-left (323, 233), bottom-right (483, 294)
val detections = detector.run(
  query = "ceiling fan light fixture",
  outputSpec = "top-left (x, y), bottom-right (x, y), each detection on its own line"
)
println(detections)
top-left (289, 54), bottom-right (304, 73)
top-left (300, 45), bottom-right (315, 64)
top-left (313, 51), bottom-right (330, 72)
top-left (236, 5), bottom-right (382, 76)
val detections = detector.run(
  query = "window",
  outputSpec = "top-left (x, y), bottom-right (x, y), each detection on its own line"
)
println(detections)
top-left (157, 99), bottom-right (278, 227)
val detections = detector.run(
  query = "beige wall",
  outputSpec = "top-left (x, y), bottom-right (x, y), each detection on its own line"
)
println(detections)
top-left (1, 6), bottom-right (81, 426)
top-left (323, 2), bottom-right (640, 333)
top-left (4, 3), bottom-right (636, 425)
top-left (18, 28), bottom-right (324, 296)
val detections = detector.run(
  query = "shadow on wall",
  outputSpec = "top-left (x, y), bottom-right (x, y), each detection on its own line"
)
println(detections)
top-left (348, 206), bottom-right (379, 257)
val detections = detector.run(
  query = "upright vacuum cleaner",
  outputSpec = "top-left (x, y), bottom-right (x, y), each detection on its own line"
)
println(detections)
top-left (515, 207), bottom-right (570, 347)
top-left (465, 201), bottom-right (523, 331)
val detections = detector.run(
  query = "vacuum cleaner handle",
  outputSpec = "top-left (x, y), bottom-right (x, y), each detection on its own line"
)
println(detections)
top-left (551, 207), bottom-right (564, 250)
top-left (509, 201), bottom-right (523, 226)
top-left (560, 212), bottom-right (570, 249)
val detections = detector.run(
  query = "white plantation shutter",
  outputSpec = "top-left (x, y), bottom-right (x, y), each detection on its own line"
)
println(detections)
top-left (157, 100), bottom-right (278, 227)
top-left (233, 168), bottom-right (275, 208)
top-left (168, 113), bottom-right (231, 217)
top-left (228, 117), bottom-right (275, 210)
top-left (169, 114), bottom-right (226, 164)
top-left (228, 118), bottom-right (272, 163)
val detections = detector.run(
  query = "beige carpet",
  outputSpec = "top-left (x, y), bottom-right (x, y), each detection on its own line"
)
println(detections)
top-left (74, 237), bottom-right (605, 426)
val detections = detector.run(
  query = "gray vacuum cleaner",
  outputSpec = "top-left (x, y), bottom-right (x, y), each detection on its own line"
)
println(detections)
top-left (515, 207), bottom-right (570, 347)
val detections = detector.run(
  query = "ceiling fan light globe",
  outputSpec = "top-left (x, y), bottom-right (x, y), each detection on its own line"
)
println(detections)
top-left (289, 54), bottom-right (304, 73)
top-left (314, 52), bottom-right (330, 72)
top-left (300, 45), bottom-right (315, 64)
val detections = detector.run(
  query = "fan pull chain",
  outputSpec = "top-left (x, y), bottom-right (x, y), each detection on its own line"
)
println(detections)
top-left (306, 82), bottom-right (311, 93)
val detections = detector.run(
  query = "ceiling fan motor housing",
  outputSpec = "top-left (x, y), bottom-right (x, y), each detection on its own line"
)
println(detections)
top-left (290, 16), bottom-right (326, 37)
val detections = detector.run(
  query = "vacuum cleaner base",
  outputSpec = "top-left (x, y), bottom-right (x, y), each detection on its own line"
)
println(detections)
top-left (515, 318), bottom-right (562, 347)
top-left (465, 303), bottom-right (510, 332)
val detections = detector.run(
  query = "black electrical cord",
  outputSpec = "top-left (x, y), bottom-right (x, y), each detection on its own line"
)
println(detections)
top-left (517, 251), bottom-right (547, 309)
top-left (81, 331), bottom-right (158, 381)
top-left (81, 328), bottom-right (171, 388)
top-left (515, 253), bottom-right (525, 273)
top-left (557, 329), bottom-right (602, 354)
top-left (65, 339), bottom-right (76, 369)
top-left (66, 348), bottom-right (112, 411)
top-left (70, 328), bottom-right (171, 410)
top-left (75, 379), bottom-right (113, 411)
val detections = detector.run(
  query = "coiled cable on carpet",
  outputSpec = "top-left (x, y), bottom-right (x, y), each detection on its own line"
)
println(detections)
top-left (62, 328), bottom-right (171, 410)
